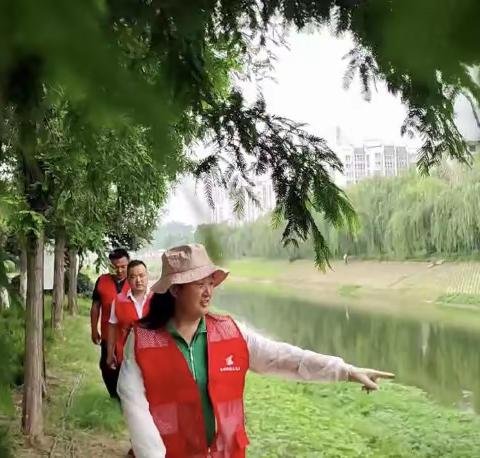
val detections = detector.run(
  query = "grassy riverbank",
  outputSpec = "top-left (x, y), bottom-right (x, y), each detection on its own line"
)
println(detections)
top-left (225, 258), bottom-right (480, 310)
top-left (2, 297), bottom-right (479, 457)
top-left (226, 257), bottom-right (480, 289)
top-left (246, 376), bottom-right (480, 457)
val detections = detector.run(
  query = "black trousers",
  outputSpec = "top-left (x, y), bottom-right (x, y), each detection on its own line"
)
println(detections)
top-left (100, 340), bottom-right (119, 399)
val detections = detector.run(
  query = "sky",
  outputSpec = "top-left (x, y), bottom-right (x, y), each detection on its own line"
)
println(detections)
top-left (163, 27), bottom-right (479, 227)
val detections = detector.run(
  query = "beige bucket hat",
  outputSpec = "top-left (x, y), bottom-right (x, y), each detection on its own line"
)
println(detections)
top-left (151, 244), bottom-right (229, 294)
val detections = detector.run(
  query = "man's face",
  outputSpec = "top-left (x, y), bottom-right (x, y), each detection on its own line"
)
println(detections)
top-left (127, 264), bottom-right (148, 294)
top-left (111, 256), bottom-right (129, 280)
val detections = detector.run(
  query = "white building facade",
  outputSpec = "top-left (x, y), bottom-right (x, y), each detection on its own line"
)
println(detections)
top-left (336, 140), bottom-right (418, 186)
top-left (210, 175), bottom-right (276, 225)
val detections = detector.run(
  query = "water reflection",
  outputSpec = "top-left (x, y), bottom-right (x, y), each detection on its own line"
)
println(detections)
top-left (215, 288), bottom-right (480, 413)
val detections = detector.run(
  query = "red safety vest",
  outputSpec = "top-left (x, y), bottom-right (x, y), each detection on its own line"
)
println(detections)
top-left (114, 291), bottom-right (152, 364)
top-left (96, 274), bottom-right (129, 340)
top-left (135, 313), bottom-right (250, 458)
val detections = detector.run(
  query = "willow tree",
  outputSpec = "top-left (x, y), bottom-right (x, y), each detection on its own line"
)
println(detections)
top-left (202, 159), bottom-right (480, 261)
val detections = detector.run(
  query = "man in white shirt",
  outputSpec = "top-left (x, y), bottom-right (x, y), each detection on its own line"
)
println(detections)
top-left (106, 260), bottom-right (151, 370)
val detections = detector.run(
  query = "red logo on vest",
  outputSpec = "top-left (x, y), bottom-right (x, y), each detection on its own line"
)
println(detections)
top-left (220, 354), bottom-right (241, 372)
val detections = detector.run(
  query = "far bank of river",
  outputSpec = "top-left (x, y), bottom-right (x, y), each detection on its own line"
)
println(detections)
top-left (223, 258), bottom-right (480, 327)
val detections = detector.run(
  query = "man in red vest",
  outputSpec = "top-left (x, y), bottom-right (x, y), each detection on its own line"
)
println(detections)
top-left (90, 248), bottom-right (130, 398)
top-left (106, 259), bottom-right (152, 370)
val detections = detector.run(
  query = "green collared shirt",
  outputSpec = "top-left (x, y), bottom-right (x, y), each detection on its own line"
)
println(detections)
top-left (166, 317), bottom-right (215, 445)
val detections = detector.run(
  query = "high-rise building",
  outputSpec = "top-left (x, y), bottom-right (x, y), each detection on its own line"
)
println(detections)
top-left (337, 141), bottom-right (418, 186)
top-left (242, 175), bottom-right (276, 223)
top-left (209, 175), bottom-right (276, 224)
top-left (210, 185), bottom-right (231, 224)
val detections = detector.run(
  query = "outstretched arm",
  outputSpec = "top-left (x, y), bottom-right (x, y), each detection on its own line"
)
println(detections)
top-left (238, 323), bottom-right (393, 390)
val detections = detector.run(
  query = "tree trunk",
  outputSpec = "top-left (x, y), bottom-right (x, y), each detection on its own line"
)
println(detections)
top-left (0, 287), bottom-right (10, 310)
top-left (67, 248), bottom-right (78, 315)
top-left (78, 249), bottom-right (84, 274)
top-left (19, 243), bottom-right (28, 307)
top-left (51, 226), bottom-right (66, 329)
top-left (22, 230), bottom-right (44, 440)
top-left (16, 70), bottom-right (46, 442)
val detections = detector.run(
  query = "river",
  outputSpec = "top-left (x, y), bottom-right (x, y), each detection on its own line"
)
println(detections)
top-left (215, 287), bottom-right (480, 413)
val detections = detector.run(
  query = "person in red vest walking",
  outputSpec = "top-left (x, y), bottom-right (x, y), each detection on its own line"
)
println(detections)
top-left (106, 260), bottom-right (153, 370)
top-left (117, 244), bottom-right (394, 458)
top-left (90, 248), bottom-right (130, 398)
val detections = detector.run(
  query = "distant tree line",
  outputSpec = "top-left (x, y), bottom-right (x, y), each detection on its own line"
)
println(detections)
top-left (196, 159), bottom-right (480, 262)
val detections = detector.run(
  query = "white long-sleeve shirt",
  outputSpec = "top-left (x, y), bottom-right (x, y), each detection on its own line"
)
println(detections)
top-left (117, 321), bottom-right (354, 458)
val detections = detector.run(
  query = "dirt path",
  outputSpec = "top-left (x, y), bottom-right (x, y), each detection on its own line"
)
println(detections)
top-left (13, 375), bottom-right (130, 458)
top-left (12, 308), bottom-right (131, 458)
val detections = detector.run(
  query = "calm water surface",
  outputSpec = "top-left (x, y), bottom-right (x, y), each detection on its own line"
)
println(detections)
top-left (215, 288), bottom-right (480, 413)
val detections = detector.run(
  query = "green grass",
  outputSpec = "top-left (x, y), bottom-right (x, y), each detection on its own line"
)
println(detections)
top-left (67, 385), bottom-right (124, 433)
top-left (245, 375), bottom-right (480, 457)
top-left (226, 258), bottom-right (284, 279)
top-left (46, 297), bottom-right (125, 436)
top-left (338, 284), bottom-right (362, 297)
top-left (437, 293), bottom-right (480, 307)
top-left (0, 426), bottom-right (14, 458)
top-left (7, 295), bottom-right (480, 457)
top-left (62, 298), bottom-right (480, 457)
top-left (0, 304), bottom-right (25, 457)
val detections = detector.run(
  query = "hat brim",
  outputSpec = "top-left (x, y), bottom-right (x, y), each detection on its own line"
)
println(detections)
top-left (151, 265), bottom-right (229, 294)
